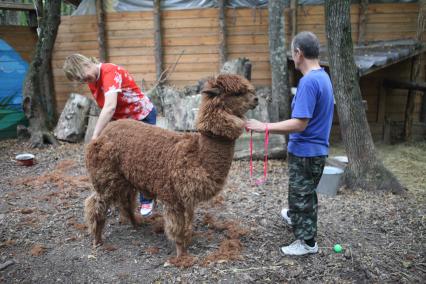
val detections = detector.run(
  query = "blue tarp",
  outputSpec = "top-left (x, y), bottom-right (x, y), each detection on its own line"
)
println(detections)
top-left (73, 0), bottom-right (418, 15)
top-left (0, 39), bottom-right (28, 139)
top-left (0, 39), bottom-right (28, 110)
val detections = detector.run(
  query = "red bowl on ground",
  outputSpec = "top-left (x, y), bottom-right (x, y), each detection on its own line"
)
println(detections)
top-left (15, 153), bottom-right (35, 166)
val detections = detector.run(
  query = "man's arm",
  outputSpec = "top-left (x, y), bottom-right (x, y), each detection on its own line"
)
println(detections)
top-left (245, 118), bottom-right (309, 134)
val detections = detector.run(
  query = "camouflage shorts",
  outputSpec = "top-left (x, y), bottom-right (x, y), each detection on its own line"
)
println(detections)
top-left (288, 153), bottom-right (326, 240)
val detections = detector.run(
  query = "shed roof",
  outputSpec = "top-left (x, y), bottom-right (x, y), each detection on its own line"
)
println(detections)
top-left (288, 39), bottom-right (426, 76)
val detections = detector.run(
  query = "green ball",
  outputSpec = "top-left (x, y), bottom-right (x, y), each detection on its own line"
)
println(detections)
top-left (333, 244), bottom-right (343, 253)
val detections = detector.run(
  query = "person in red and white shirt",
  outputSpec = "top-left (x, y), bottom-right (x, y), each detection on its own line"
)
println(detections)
top-left (63, 53), bottom-right (156, 216)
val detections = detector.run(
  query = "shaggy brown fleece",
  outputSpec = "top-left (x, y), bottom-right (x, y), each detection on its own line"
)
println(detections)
top-left (84, 74), bottom-right (258, 257)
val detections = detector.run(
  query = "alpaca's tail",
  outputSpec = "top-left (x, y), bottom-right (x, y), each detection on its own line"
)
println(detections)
top-left (84, 192), bottom-right (107, 244)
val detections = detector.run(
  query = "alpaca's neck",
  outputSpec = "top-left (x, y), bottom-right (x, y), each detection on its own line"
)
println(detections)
top-left (198, 133), bottom-right (235, 186)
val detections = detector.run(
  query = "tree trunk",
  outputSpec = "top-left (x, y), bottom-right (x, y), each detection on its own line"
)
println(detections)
top-left (96, 0), bottom-right (107, 62)
top-left (268, 0), bottom-right (290, 122)
top-left (22, 0), bottom-right (61, 147)
top-left (218, 0), bottom-right (227, 67)
top-left (153, 0), bottom-right (163, 82)
top-left (324, 0), bottom-right (404, 193)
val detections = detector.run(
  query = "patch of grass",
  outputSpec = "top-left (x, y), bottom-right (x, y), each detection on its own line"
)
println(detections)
top-left (329, 142), bottom-right (426, 197)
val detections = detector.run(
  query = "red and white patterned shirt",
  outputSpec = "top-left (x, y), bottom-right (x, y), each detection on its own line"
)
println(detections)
top-left (88, 63), bottom-right (153, 120)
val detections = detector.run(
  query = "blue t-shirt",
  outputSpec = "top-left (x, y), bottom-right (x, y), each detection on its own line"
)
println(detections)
top-left (288, 68), bottom-right (334, 157)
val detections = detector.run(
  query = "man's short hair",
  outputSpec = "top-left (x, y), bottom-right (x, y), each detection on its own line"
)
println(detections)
top-left (291, 31), bottom-right (320, 59)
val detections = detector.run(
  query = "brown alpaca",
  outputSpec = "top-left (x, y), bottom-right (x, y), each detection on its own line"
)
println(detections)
top-left (84, 74), bottom-right (258, 256)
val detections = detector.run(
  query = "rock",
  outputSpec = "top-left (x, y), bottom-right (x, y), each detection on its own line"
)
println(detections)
top-left (162, 87), bottom-right (201, 131)
top-left (344, 249), bottom-right (351, 259)
top-left (0, 260), bottom-right (15, 271)
top-left (402, 261), bottom-right (412, 269)
top-left (259, 218), bottom-right (268, 227)
top-left (84, 100), bottom-right (100, 144)
top-left (54, 93), bottom-right (91, 142)
top-left (220, 57), bottom-right (251, 80)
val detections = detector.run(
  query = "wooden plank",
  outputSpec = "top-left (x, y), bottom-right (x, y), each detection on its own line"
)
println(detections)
top-left (297, 4), bottom-right (359, 16)
top-left (105, 20), bottom-right (153, 30)
top-left (58, 23), bottom-right (97, 33)
top-left (163, 18), bottom-right (218, 29)
top-left (107, 29), bottom-right (154, 38)
top-left (226, 17), bottom-right (269, 26)
top-left (364, 23), bottom-right (417, 32)
top-left (225, 8), bottom-right (268, 18)
top-left (107, 38), bottom-right (155, 48)
top-left (163, 37), bottom-right (218, 46)
top-left (61, 15), bottom-right (96, 23)
top-left (367, 3), bottom-right (419, 14)
top-left (0, 2), bottom-right (35, 11)
top-left (56, 32), bottom-right (99, 42)
top-left (54, 41), bottom-right (99, 51)
top-left (227, 44), bottom-right (269, 53)
top-left (105, 11), bottom-right (153, 21)
top-left (53, 49), bottom-right (99, 59)
top-left (366, 13), bottom-right (419, 24)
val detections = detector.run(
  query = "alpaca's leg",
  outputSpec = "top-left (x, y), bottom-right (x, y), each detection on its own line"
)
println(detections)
top-left (84, 192), bottom-right (108, 247)
top-left (183, 207), bottom-right (194, 249)
top-left (163, 206), bottom-right (187, 257)
top-left (118, 189), bottom-right (143, 227)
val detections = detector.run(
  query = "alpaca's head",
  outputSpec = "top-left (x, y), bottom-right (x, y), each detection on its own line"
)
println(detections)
top-left (196, 74), bottom-right (258, 140)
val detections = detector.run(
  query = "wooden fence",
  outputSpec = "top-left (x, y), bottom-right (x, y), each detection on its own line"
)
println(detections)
top-left (0, 2), bottom-right (421, 142)
top-left (52, 3), bottom-right (423, 132)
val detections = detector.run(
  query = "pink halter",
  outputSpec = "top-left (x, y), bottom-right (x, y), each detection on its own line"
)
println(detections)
top-left (249, 124), bottom-right (269, 186)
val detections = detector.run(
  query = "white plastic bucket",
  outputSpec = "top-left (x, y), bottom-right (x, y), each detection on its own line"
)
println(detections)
top-left (316, 166), bottom-right (344, 196)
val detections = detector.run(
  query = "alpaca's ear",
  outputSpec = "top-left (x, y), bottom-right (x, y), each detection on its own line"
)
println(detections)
top-left (202, 87), bottom-right (221, 97)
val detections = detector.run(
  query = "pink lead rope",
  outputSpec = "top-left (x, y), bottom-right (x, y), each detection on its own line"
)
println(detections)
top-left (249, 124), bottom-right (269, 186)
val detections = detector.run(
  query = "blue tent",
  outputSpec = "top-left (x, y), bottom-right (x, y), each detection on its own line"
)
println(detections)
top-left (0, 39), bottom-right (29, 139)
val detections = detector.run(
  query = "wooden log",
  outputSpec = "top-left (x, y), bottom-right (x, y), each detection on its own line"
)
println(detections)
top-left (54, 93), bottom-right (91, 143)
top-left (218, 0), bottom-right (227, 67)
top-left (96, 0), bottom-right (107, 62)
top-left (154, 0), bottom-right (163, 82)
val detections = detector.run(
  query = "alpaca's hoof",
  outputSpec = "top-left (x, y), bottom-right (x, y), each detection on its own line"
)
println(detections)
top-left (134, 214), bottom-right (144, 226)
top-left (176, 245), bottom-right (187, 258)
top-left (119, 214), bottom-right (130, 225)
top-left (93, 240), bottom-right (103, 248)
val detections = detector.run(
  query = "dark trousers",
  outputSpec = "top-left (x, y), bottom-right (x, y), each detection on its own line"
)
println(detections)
top-left (288, 152), bottom-right (326, 240)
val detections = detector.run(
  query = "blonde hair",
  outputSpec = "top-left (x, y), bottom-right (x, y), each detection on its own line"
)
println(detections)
top-left (63, 54), bottom-right (100, 82)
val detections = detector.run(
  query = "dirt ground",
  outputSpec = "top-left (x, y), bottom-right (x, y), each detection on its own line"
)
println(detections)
top-left (0, 139), bottom-right (425, 283)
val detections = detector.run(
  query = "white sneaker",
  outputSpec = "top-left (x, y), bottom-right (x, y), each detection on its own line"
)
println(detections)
top-left (280, 208), bottom-right (292, 225)
top-left (139, 200), bottom-right (155, 217)
top-left (280, 240), bottom-right (318, 256)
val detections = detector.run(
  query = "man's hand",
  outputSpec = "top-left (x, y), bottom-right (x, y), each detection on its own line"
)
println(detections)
top-left (245, 119), bottom-right (267, 133)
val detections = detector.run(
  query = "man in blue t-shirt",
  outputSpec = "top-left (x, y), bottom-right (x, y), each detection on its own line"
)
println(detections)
top-left (246, 31), bottom-right (334, 256)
